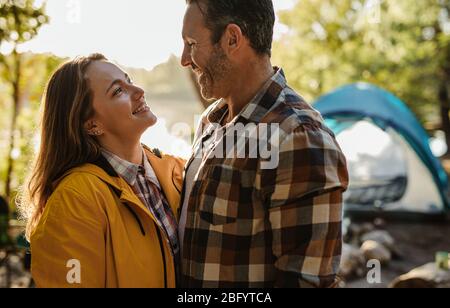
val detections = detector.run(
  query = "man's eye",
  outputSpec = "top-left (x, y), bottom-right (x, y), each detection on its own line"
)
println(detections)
top-left (188, 42), bottom-right (195, 48)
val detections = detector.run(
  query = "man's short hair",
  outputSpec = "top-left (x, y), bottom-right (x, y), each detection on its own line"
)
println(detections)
top-left (186, 0), bottom-right (275, 56)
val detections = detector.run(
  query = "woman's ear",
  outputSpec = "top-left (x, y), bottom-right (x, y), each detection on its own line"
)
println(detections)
top-left (84, 120), bottom-right (104, 137)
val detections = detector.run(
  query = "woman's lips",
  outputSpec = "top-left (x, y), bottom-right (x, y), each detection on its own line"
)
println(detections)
top-left (132, 103), bottom-right (150, 115)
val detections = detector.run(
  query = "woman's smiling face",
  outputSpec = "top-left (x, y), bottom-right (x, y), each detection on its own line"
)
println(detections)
top-left (85, 60), bottom-right (157, 141)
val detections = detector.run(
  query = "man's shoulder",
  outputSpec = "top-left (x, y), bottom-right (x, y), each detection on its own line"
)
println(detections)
top-left (264, 86), bottom-right (334, 138)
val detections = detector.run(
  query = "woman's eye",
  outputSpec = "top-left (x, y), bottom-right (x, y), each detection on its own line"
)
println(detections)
top-left (113, 87), bottom-right (123, 97)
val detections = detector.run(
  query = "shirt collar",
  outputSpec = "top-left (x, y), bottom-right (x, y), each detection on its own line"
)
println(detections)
top-left (101, 148), bottom-right (141, 186)
top-left (101, 148), bottom-right (160, 189)
top-left (141, 150), bottom-right (161, 188)
top-left (207, 67), bottom-right (287, 125)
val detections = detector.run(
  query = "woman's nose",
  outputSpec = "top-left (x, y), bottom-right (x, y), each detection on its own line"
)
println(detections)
top-left (130, 84), bottom-right (145, 101)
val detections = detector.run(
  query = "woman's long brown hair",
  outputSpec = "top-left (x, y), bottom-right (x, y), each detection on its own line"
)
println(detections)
top-left (19, 53), bottom-right (107, 240)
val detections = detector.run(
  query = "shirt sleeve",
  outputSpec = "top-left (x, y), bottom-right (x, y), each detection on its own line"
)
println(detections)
top-left (262, 123), bottom-right (349, 288)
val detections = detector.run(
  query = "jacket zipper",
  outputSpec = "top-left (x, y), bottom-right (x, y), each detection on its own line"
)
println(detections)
top-left (108, 183), bottom-right (168, 286)
top-left (125, 204), bottom-right (169, 287)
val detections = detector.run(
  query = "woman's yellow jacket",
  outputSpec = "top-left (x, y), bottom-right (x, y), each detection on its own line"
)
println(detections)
top-left (31, 146), bottom-right (185, 288)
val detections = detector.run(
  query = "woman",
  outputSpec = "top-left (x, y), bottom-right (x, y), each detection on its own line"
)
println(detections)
top-left (19, 54), bottom-right (184, 288)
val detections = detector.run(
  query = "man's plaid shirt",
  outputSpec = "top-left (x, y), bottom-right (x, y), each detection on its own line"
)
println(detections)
top-left (180, 68), bottom-right (349, 288)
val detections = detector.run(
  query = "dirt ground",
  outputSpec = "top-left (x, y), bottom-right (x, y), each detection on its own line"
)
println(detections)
top-left (345, 157), bottom-right (450, 288)
top-left (344, 219), bottom-right (450, 288)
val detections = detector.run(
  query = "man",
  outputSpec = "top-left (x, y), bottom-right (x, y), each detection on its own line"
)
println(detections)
top-left (179, 0), bottom-right (349, 288)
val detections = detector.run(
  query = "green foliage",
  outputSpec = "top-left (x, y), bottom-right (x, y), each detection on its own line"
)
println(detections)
top-left (0, 0), bottom-right (50, 201)
top-left (273, 0), bottom-right (450, 124)
top-left (0, 53), bottom-right (63, 200)
top-left (0, 0), bottom-right (48, 42)
top-left (0, 0), bottom-right (49, 80)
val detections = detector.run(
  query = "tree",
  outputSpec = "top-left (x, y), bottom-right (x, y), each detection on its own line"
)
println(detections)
top-left (436, 0), bottom-right (450, 155)
top-left (274, 0), bottom-right (450, 148)
top-left (0, 0), bottom-right (49, 200)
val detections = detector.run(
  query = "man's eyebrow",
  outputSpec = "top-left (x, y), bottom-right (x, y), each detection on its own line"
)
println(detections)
top-left (182, 30), bottom-right (195, 41)
top-left (105, 73), bottom-right (130, 95)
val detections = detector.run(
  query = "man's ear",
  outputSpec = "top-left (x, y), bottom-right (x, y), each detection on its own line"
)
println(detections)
top-left (222, 24), bottom-right (244, 55)
top-left (84, 119), bottom-right (104, 137)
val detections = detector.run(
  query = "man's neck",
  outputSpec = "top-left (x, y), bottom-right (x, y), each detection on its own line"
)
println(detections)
top-left (99, 136), bottom-right (143, 165)
top-left (224, 58), bottom-right (274, 122)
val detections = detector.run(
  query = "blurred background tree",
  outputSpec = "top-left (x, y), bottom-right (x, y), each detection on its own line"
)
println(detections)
top-left (274, 0), bottom-right (450, 152)
top-left (0, 0), bottom-right (51, 202)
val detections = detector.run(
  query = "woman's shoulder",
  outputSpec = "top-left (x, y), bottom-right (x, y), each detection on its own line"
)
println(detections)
top-left (41, 164), bottom-right (116, 224)
top-left (58, 163), bottom-right (112, 186)
top-left (49, 164), bottom-right (116, 205)
top-left (32, 165), bottom-right (110, 246)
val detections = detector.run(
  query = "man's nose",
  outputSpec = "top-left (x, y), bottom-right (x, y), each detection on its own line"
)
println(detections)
top-left (181, 45), bottom-right (192, 68)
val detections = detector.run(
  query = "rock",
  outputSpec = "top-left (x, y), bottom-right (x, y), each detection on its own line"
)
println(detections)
top-left (350, 223), bottom-right (375, 237)
top-left (361, 230), bottom-right (395, 251)
top-left (340, 243), bottom-right (366, 279)
top-left (360, 223), bottom-right (376, 235)
top-left (390, 263), bottom-right (450, 288)
top-left (373, 218), bottom-right (387, 229)
top-left (346, 222), bottom-right (376, 245)
top-left (360, 240), bottom-right (392, 264)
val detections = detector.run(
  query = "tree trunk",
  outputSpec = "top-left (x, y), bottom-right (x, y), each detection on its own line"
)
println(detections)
top-left (4, 49), bottom-right (21, 200)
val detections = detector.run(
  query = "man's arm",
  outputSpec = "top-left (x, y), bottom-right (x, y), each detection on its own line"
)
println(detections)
top-left (263, 123), bottom-right (349, 288)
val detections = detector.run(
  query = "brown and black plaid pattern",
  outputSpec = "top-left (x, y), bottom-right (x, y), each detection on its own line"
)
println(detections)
top-left (180, 68), bottom-right (349, 288)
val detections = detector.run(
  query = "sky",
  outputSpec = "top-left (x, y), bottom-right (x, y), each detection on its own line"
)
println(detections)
top-left (14, 0), bottom-right (296, 70)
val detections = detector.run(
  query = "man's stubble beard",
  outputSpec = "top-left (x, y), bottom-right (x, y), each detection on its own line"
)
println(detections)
top-left (200, 45), bottom-right (231, 100)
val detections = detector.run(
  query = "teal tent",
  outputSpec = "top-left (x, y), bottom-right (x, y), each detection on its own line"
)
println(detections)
top-left (314, 83), bottom-right (449, 215)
